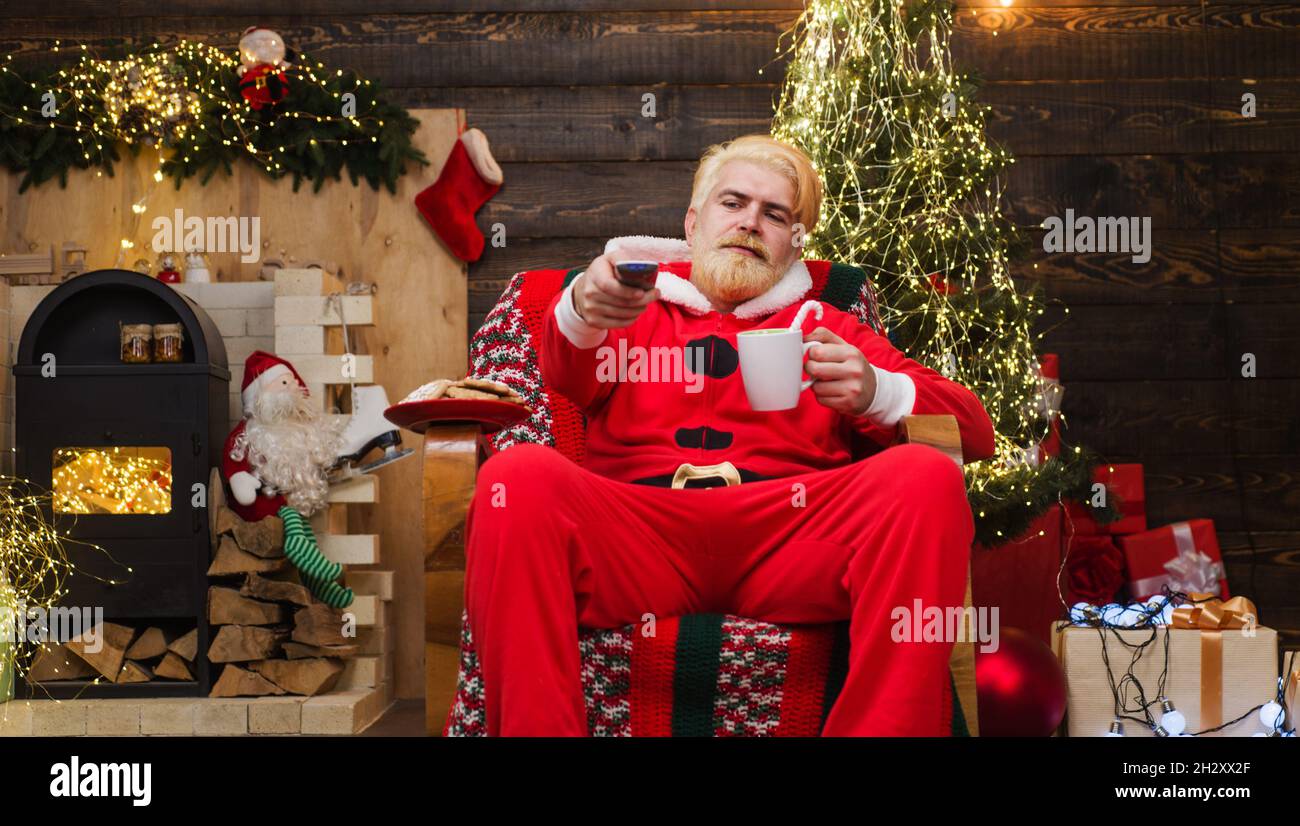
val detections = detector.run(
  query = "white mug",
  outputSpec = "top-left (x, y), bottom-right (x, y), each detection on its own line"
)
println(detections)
top-left (736, 328), bottom-right (816, 411)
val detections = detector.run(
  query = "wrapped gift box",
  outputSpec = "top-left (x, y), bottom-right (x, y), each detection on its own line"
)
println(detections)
top-left (1064, 463), bottom-right (1146, 536)
top-left (1039, 416), bottom-right (1061, 461)
top-left (971, 503), bottom-right (1064, 647)
top-left (1036, 354), bottom-right (1062, 461)
top-left (1285, 657), bottom-right (1299, 731)
top-left (1120, 519), bottom-right (1229, 601)
top-left (1052, 616), bottom-right (1277, 737)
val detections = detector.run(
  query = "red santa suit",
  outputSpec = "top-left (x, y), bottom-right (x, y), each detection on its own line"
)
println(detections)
top-left (463, 235), bottom-right (998, 736)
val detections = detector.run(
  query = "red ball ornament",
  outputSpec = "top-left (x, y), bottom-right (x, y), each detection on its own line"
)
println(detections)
top-left (975, 627), bottom-right (1067, 737)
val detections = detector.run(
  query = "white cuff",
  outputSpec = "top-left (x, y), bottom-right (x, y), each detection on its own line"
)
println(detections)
top-left (554, 274), bottom-right (608, 349)
top-left (860, 365), bottom-right (916, 427)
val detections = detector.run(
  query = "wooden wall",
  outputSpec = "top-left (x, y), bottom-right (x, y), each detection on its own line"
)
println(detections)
top-left (6, 1), bottom-right (1297, 657)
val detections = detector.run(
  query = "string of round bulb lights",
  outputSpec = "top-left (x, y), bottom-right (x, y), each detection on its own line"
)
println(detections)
top-left (0, 37), bottom-right (426, 194)
top-left (1068, 593), bottom-right (1297, 737)
top-left (770, 0), bottom-right (1113, 543)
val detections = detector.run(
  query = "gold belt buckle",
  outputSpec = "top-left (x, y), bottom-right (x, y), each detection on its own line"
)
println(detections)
top-left (670, 461), bottom-right (741, 490)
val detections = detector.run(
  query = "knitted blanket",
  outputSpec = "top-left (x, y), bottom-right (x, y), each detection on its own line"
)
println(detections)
top-left (443, 610), bottom-right (970, 736)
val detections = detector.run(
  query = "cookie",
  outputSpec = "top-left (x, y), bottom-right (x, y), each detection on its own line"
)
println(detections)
top-left (459, 377), bottom-right (514, 396)
top-left (445, 386), bottom-right (501, 401)
top-left (406, 378), bottom-right (452, 402)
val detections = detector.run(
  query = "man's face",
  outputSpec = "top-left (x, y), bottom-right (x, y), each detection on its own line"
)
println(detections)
top-left (685, 160), bottom-right (803, 308)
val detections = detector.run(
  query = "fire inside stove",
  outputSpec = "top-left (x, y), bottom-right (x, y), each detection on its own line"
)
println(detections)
top-left (52, 447), bottom-right (174, 515)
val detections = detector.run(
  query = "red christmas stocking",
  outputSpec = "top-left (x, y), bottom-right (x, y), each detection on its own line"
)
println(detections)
top-left (415, 128), bottom-right (503, 262)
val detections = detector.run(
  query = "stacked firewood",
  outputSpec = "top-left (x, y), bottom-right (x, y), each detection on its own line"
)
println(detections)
top-left (28, 624), bottom-right (198, 684)
top-left (206, 489), bottom-right (357, 697)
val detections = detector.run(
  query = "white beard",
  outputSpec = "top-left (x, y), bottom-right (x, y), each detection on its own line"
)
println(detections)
top-left (240, 384), bottom-right (343, 516)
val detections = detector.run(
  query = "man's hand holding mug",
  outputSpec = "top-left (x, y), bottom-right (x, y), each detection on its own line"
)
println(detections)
top-left (803, 326), bottom-right (878, 416)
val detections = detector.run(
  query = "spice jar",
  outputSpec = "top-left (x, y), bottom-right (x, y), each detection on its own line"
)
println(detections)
top-left (153, 323), bottom-right (184, 363)
top-left (120, 323), bottom-right (153, 363)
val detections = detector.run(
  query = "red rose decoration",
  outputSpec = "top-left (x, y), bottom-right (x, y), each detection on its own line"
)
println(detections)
top-left (1065, 535), bottom-right (1125, 605)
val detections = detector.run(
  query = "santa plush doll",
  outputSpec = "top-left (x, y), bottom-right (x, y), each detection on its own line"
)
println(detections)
top-left (223, 351), bottom-right (353, 608)
top-left (236, 26), bottom-right (291, 111)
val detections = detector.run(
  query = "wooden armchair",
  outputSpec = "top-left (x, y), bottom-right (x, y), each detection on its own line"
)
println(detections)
top-left (413, 260), bottom-right (977, 738)
top-left (422, 413), bottom-right (979, 736)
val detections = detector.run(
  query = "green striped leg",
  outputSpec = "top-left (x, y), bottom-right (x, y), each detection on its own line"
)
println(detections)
top-left (278, 506), bottom-right (354, 608)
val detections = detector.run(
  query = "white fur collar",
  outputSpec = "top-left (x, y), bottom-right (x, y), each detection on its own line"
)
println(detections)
top-left (603, 235), bottom-right (812, 320)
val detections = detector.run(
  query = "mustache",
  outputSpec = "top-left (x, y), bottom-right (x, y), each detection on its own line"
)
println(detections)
top-left (716, 235), bottom-right (769, 261)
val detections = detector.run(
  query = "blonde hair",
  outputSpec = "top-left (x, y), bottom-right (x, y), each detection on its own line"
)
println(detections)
top-left (689, 134), bottom-right (823, 234)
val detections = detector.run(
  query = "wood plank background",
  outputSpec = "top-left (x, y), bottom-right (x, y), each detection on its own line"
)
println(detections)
top-left (6, 0), bottom-right (1298, 670)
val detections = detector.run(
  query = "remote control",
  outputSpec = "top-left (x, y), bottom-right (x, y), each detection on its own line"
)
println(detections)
top-left (614, 260), bottom-right (659, 291)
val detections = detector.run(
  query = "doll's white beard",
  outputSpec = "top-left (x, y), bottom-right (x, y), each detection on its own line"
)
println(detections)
top-left (243, 385), bottom-right (342, 517)
top-left (691, 236), bottom-right (782, 306)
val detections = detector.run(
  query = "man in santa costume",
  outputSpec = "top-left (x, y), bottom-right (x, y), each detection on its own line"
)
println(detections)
top-left (465, 134), bottom-right (997, 736)
top-left (224, 351), bottom-right (353, 608)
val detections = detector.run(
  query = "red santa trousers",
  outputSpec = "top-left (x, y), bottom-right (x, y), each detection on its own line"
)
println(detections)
top-left (463, 441), bottom-right (975, 736)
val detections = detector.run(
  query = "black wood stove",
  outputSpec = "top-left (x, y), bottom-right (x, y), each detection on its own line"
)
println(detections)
top-left (12, 269), bottom-right (229, 698)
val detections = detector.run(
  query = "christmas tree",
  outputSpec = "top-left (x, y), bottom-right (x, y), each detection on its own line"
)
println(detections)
top-left (770, 0), bottom-right (1111, 545)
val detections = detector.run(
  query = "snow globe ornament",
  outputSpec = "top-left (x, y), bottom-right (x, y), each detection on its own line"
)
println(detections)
top-left (237, 26), bottom-right (291, 111)
top-left (156, 252), bottom-right (182, 284)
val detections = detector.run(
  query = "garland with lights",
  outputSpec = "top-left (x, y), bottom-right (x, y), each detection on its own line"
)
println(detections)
top-left (771, 0), bottom-right (1116, 544)
top-left (0, 38), bottom-right (427, 194)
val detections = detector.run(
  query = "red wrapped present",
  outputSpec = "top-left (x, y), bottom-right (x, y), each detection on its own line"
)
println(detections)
top-left (1039, 416), bottom-right (1061, 461)
top-left (1033, 354), bottom-right (1062, 461)
top-left (1119, 519), bottom-right (1229, 601)
top-left (1063, 463), bottom-right (1145, 536)
top-left (971, 503), bottom-right (1065, 647)
top-left (1037, 353), bottom-right (1060, 392)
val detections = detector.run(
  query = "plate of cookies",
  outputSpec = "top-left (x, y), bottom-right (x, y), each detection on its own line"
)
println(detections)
top-left (385, 376), bottom-right (532, 434)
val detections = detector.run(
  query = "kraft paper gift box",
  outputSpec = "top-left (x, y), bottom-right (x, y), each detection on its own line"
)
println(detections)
top-left (1119, 519), bottom-right (1229, 602)
top-left (1051, 598), bottom-right (1277, 737)
top-left (1064, 463), bottom-right (1146, 537)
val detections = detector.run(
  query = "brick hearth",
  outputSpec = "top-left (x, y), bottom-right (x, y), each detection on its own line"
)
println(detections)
top-left (0, 682), bottom-right (393, 736)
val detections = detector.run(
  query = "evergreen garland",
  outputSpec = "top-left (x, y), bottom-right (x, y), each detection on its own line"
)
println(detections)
top-left (0, 40), bottom-right (426, 194)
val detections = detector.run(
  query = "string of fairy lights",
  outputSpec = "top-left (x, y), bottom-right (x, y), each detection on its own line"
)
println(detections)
top-left (52, 448), bottom-right (173, 516)
top-left (1, 476), bottom-right (131, 697)
top-left (770, 0), bottom-right (1082, 540)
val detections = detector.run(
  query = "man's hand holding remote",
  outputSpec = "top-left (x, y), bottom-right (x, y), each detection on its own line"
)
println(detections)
top-left (572, 254), bottom-right (660, 329)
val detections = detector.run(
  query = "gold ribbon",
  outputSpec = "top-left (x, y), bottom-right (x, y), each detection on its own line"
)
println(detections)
top-left (1170, 594), bottom-right (1258, 731)
top-left (1170, 594), bottom-right (1256, 632)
